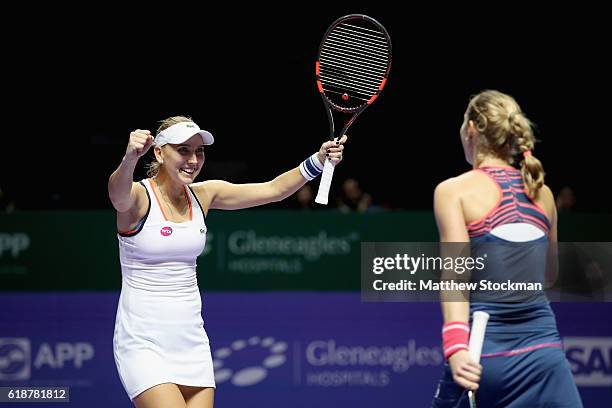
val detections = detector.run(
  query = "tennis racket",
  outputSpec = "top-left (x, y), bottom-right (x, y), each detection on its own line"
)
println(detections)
top-left (467, 311), bottom-right (490, 408)
top-left (314, 14), bottom-right (392, 205)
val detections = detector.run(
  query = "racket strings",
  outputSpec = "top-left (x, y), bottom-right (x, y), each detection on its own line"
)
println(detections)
top-left (320, 58), bottom-right (384, 88)
top-left (340, 23), bottom-right (388, 43)
top-left (319, 62), bottom-right (385, 97)
top-left (320, 70), bottom-right (380, 96)
top-left (326, 23), bottom-right (388, 60)
top-left (325, 34), bottom-right (387, 60)
top-left (326, 29), bottom-right (388, 62)
top-left (321, 38), bottom-right (388, 78)
top-left (319, 21), bottom-right (390, 102)
top-left (321, 88), bottom-right (369, 102)
top-left (320, 48), bottom-right (387, 77)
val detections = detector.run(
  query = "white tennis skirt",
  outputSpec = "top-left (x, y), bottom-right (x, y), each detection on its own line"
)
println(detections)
top-left (113, 284), bottom-right (215, 400)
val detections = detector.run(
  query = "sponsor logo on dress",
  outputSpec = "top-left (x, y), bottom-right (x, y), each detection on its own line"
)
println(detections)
top-left (160, 226), bottom-right (173, 236)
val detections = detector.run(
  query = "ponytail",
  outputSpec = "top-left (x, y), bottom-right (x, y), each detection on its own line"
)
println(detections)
top-left (511, 112), bottom-right (544, 197)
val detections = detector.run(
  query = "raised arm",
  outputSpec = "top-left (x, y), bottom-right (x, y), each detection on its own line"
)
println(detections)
top-left (108, 129), bottom-right (153, 213)
top-left (194, 136), bottom-right (346, 211)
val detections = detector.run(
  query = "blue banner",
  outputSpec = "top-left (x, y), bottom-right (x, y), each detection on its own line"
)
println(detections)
top-left (1, 293), bottom-right (610, 407)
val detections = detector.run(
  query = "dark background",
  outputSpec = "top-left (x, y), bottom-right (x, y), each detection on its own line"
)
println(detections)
top-left (2, 5), bottom-right (610, 212)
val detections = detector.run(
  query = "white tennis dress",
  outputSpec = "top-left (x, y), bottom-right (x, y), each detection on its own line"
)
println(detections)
top-left (113, 178), bottom-right (214, 400)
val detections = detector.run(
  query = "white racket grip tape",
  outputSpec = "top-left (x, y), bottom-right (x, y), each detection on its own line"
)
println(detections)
top-left (315, 158), bottom-right (336, 205)
top-left (468, 311), bottom-right (490, 363)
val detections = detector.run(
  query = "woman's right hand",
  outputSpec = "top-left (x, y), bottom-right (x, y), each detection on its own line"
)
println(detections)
top-left (125, 129), bottom-right (154, 161)
top-left (448, 349), bottom-right (482, 390)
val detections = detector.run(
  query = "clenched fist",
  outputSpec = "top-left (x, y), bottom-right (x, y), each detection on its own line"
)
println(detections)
top-left (125, 129), bottom-right (154, 162)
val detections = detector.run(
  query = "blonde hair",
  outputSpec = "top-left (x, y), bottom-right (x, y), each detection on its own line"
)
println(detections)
top-left (146, 115), bottom-right (194, 178)
top-left (466, 90), bottom-right (544, 197)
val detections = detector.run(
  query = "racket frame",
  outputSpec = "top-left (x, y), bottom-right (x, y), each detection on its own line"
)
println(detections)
top-left (314, 14), bottom-right (392, 205)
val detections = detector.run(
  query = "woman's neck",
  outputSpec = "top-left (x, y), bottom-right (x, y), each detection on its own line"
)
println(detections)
top-left (474, 154), bottom-right (512, 169)
top-left (154, 173), bottom-right (184, 201)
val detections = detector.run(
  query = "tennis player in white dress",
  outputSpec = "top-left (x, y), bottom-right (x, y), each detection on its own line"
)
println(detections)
top-left (109, 116), bottom-right (346, 408)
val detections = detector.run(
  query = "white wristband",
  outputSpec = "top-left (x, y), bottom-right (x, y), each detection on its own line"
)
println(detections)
top-left (299, 153), bottom-right (324, 181)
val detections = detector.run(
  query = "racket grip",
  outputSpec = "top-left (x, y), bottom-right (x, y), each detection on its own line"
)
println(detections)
top-left (468, 311), bottom-right (490, 363)
top-left (468, 390), bottom-right (477, 408)
top-left (315, 158), bottom-right (336, 205)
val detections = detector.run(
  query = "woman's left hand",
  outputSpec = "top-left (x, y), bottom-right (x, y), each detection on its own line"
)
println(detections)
top-left (317, 135), bottom-right (348, 165)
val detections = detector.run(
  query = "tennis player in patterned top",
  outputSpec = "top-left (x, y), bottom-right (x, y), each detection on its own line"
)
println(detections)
top-left (431, 90), bottom-right (582, 407)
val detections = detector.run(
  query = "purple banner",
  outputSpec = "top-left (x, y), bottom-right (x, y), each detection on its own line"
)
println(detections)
top-left (0, 293), bottom-right (610, 407)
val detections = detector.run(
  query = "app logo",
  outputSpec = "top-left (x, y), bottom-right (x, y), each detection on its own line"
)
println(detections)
top-left (0, 338), bottom-right (31, 380)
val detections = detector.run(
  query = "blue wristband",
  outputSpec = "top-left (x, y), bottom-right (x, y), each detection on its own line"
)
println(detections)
top-left (299, 153), bottom-right (324, 181)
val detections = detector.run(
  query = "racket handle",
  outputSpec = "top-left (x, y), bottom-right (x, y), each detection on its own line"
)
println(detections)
top-left (468, 390), bottom-right (477, 408)
top-left (466, 312), bottom-right (488, 408)
top-left (468, 311), bottom-right (490, 363)
top-left (315, 158), bottom-right (336, 205)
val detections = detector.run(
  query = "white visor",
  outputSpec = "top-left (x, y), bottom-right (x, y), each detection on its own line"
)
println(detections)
top-left (154, 121), bottom-right (214, 146)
